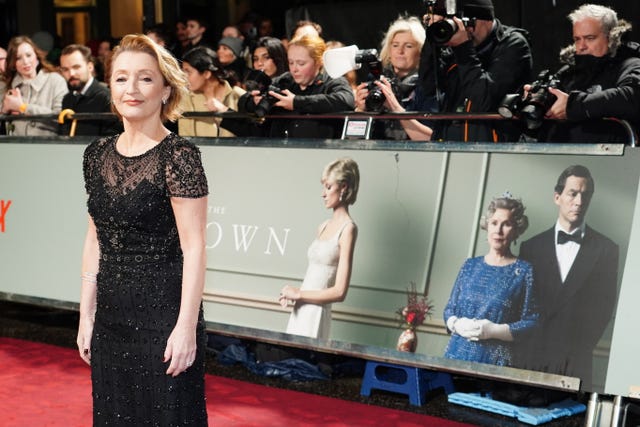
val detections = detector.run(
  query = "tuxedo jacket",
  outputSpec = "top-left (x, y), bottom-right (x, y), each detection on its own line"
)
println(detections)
top-left (61, 80), bottom-right (120, 136)
top-left (518, 225), bottom-right (618, 389)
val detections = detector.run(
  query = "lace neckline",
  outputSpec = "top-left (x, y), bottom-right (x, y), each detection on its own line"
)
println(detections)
top-left (113, 133), bottom-right (172, 159)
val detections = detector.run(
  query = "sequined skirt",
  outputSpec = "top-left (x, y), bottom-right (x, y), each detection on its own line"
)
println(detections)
top-left (91, 259), bottom-right (207, 426)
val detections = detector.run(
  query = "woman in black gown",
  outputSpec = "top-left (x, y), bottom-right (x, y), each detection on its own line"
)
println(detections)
top-left (77, 34), bottom-right (209, 426)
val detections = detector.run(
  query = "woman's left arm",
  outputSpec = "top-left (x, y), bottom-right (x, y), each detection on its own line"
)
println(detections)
top-left (293, 77), bottom-right (355, 113)
top-left (23, 73), bottom-right (67, 115)
top-left (283, 223), bottom-right (358, 304)
top-left (164, 195), bottom-right (208, 377)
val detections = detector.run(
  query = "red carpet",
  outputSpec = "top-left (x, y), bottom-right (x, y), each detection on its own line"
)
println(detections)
top-left (0, 337), bottom-right (475, 426)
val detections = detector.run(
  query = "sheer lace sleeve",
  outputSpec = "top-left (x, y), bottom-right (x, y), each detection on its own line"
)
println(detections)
top-left (165, 135), bottom-right (209, 198)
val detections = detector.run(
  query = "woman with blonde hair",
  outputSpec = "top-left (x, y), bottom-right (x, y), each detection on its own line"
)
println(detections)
top-left (354, 16), bottom-right (437, 140)
top-left (280, 157), bottom-right (359, 340)
top-left (78, 34), bottom-right (208, 425)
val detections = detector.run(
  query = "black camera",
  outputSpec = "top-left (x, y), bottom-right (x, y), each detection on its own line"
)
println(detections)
top-left (354, 49), bottom-right (392, 113)
top-left (498, 66), bottom-right (569, 130)
top-left (424, 0), bottom-right (476, 45)
top-left (244, 70), bottom-right (286, 116)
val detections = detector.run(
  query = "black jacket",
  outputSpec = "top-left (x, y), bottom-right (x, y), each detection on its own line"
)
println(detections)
top-left (420, 19), bottom-right (532, 142)
top-left (60, 79), bottom-right (120, 136)
top-left (239, 71), bottom-right (355, 139)
top-left (539, 36), bottom-right (640, 143)
top-left (517, 226), bottom-right (618, 390)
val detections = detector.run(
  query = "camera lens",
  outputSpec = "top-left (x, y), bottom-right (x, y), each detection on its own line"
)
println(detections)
top-left (497, 94), bottom-right (522, 119)
top-left (426, 19), bottom-right (457, 44)
top-left (365, 88), bottom-right (386, 112)
top-left (521, 104), bottom-right (546, 130)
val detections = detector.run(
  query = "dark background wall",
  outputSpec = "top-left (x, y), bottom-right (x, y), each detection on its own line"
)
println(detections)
top-left (1, 0), bottom-right (638, 76)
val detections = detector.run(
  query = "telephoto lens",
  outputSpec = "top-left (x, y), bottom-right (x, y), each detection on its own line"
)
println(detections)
top-left (426, 18), bottom-right (458, 44)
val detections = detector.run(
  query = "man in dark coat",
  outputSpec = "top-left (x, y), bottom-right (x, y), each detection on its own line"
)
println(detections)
top-left (419, 0), bottom-right (533, 142)
top-left (538, 4), bottom-right (640, 143)
top-left (518, 165), bottom-right (618, 391)
top-left (59, 44), bottom-right (118, 136)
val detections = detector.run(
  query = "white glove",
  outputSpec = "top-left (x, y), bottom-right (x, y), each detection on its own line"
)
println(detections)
top-left (451, 317), bottom-right (481, 340)
top-left (446, 316), bottom-right (458, 332)
top-left (476, 319), bottom-right (513, 342)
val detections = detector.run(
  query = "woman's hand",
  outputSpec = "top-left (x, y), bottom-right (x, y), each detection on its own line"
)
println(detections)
top-left (269, 89), bottom-right (295, 111)
top-left (205, 97), bottom-right (229, 113)
top-left (77, 315), bottom-right (94, 365)
top-left (476, 319), bottom-right (513, 341)
top-left (250, 89), bottom-right (264, 106)
top-left (279, 285), bottom-right (300, 307)
top-left (164, 324), bottom-right (197, 377)
top-left (354, 82), bottom-right (369, 112)
top-left (2, 88), bottom-right (24, 114)
top-left (375, 78), bottom-right (403, 113)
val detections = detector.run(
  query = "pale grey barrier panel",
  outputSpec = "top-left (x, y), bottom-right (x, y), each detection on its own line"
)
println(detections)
top-left (1, 136), bottom-right (638, 394)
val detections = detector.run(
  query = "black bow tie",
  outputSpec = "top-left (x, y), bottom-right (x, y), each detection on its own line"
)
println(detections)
top-left (557, 230), bottom-right (582, 245)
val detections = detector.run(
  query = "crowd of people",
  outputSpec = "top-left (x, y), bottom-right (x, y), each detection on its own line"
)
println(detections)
top-left (0, 1), bottom-right (638, 143)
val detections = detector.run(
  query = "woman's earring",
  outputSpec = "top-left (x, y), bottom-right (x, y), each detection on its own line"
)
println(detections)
top-left (162, 98), bottom-right (167, 105)
top-left (339, 191), bottom-right (344, 202)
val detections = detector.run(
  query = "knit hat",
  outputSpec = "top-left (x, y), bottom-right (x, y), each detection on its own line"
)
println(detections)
top-left (462, 0), bottom-right (494, 21)
top-left (218, 37), bottom-right (243, 58)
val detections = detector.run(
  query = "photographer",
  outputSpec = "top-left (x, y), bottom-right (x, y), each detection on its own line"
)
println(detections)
top-left (354, 16), bottom-right (437, 140)
top-left (534, 4), bottom-right (640, 144)
top-left (239, 34), bottom-right (354, 138)
top-left (419, 0), bottom-right (533, 142)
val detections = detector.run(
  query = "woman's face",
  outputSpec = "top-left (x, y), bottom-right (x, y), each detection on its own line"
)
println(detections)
top-left (252, 47), bottom-right (277, 77)
top-left (182, 62), bottom-right (207, 93)
top-left (110, 51), bottom-right (170, 123)
top-left (486, 208), bottom-right (517, 252)
top-left (15, 42), bottom-right (39, 80)
top-left (217, 45), bottom-right (235, 66)
top-left (321, 177), bottom-right (344, 209)
top-left (389, 31), bottom-right (420, 76)
top-left (287, 45), bottom-right (320, 88)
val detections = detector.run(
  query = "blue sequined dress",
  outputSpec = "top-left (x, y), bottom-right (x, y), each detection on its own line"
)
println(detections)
top-left (443, 256), bottom-right (537, 366)
top-left (83, 133), bottom-right (209, 426)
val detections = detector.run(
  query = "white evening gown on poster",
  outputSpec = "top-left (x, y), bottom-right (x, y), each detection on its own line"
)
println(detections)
top-left (286, 220), bottom-right (353, 340)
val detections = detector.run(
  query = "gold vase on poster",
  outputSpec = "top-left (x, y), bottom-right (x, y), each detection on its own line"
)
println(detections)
top-left (396, 327), bottom-right (417, 353)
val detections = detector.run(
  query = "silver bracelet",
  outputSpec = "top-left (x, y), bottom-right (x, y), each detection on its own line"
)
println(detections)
top-left (81, 271), bottom-right (97, 284)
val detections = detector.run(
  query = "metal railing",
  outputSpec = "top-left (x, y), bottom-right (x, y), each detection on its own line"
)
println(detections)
top-left (0, 110), bottom-right (636, 146)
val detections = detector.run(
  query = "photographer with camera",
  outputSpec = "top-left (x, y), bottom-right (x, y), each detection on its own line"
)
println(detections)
top-left (418, 0), bottom-right (533, 142)
top-left (354, 15), bottom-right (437, 140)
top-left (239, 34), bottom-right (355, 138)
top-left (530, 4), bottom-right (640, 144)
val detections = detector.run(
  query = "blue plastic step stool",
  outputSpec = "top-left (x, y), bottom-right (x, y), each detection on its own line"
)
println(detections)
top-left (360, 361), bottom-right (455, 406)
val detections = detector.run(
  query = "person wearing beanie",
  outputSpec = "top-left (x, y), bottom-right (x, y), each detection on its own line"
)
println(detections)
top-left (533, 4), bottom-right (640, 144)
top-left (217, 36), bottom-right (248, 88)
top-left (413, 0), bottom-right (533, 142)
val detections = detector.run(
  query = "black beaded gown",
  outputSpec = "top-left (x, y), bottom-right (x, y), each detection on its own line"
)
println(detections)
top-left (83, 133), bottom-right (209, 426)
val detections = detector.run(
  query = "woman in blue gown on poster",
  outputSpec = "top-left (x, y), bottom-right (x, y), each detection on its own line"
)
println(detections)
top-left (443, 193), bottom-right (539, 367)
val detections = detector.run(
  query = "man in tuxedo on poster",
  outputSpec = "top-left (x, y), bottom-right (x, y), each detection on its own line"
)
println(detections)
top-left (518, 165), bottom-right (618, 391)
